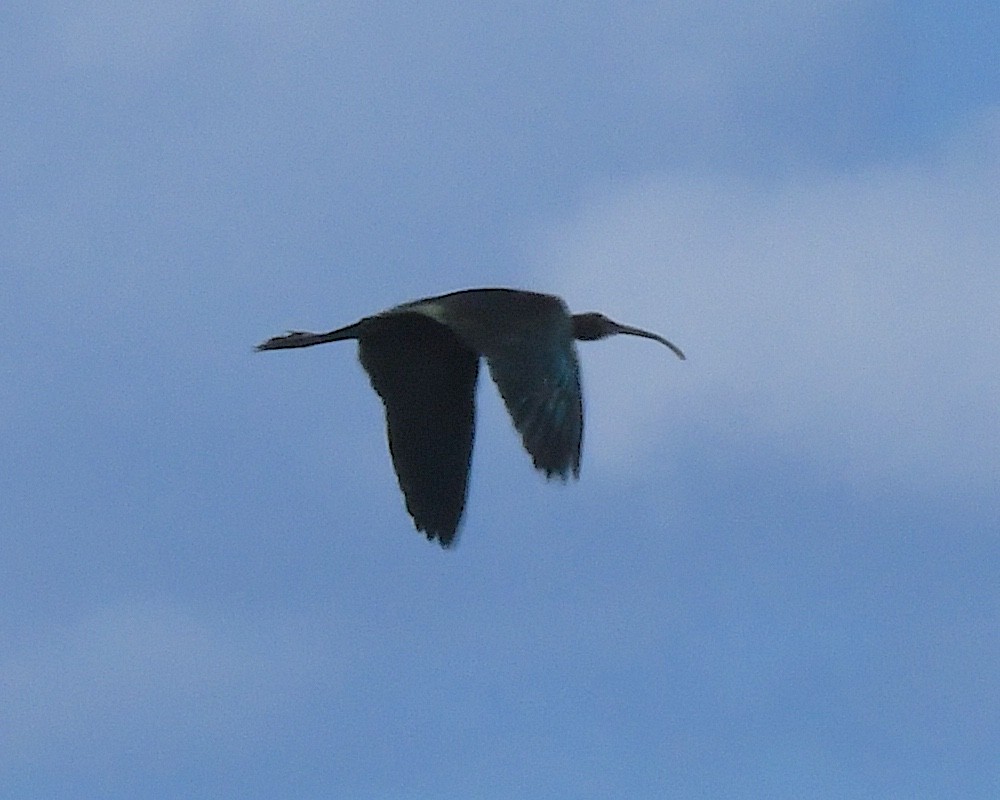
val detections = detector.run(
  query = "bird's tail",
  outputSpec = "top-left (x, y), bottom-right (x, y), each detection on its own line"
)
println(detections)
top-left (255, 320), bottom-right (365, 351)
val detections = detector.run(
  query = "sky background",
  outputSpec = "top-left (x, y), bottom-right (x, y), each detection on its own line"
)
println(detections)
top-left (3, 2), bottom-right (998, 798)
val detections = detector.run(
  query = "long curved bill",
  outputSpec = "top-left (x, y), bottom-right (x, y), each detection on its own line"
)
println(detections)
top-left (614, 323), bottom-right (686, 360)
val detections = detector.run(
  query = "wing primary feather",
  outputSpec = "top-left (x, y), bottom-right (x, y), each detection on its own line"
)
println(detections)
top-left (357, 313), bottom-right (479, 546)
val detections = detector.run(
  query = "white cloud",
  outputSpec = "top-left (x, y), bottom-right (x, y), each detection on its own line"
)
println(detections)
top-left (538, 110), bottom-right (1000, 491)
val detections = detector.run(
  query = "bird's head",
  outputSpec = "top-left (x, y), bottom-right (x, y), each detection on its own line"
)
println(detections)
top-left (572, 312), bottom-right (685, 360)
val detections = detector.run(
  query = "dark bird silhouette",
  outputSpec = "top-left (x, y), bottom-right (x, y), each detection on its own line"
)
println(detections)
top-left (256, 288), bottom-right (684, 547)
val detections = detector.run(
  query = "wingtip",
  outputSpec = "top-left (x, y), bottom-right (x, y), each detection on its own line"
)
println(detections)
top-left (415, 520), bottom-right (461, 549)
top-left (541, 464), bottom-right (579, 483)
top-left (425, 529), bottom-right (459, 549)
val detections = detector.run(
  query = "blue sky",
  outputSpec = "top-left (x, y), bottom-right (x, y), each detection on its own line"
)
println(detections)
top-left (3, 2), bottom-right (998, 797)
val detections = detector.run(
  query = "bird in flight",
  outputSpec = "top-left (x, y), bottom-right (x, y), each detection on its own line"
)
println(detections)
top-left (257, 288), bottom-right (684, 547)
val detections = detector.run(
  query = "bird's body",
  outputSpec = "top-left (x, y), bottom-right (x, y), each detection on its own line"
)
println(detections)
top-left (257, 288), bottom-right (684, 546)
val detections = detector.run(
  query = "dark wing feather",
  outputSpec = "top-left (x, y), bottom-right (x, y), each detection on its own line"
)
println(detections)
top-left (483, 322), bottom-right (583, 480)
top-left (357, 313), bottom-right (479, 546)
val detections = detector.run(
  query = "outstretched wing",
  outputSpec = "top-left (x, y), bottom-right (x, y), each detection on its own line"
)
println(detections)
top-left (484, 330), bottom-right (583, 480)
top-left (420, 291), bottom-right (583, 481)
top-left (358, 313), bottom-right (479, 546)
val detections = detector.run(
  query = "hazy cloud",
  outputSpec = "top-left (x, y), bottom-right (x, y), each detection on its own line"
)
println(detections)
top-left (539, 109), bottom-right (999, 490)
top-left (51, 0), bottom-right (203, 69)
top-left (0, 604), bottom-right (348, 769)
